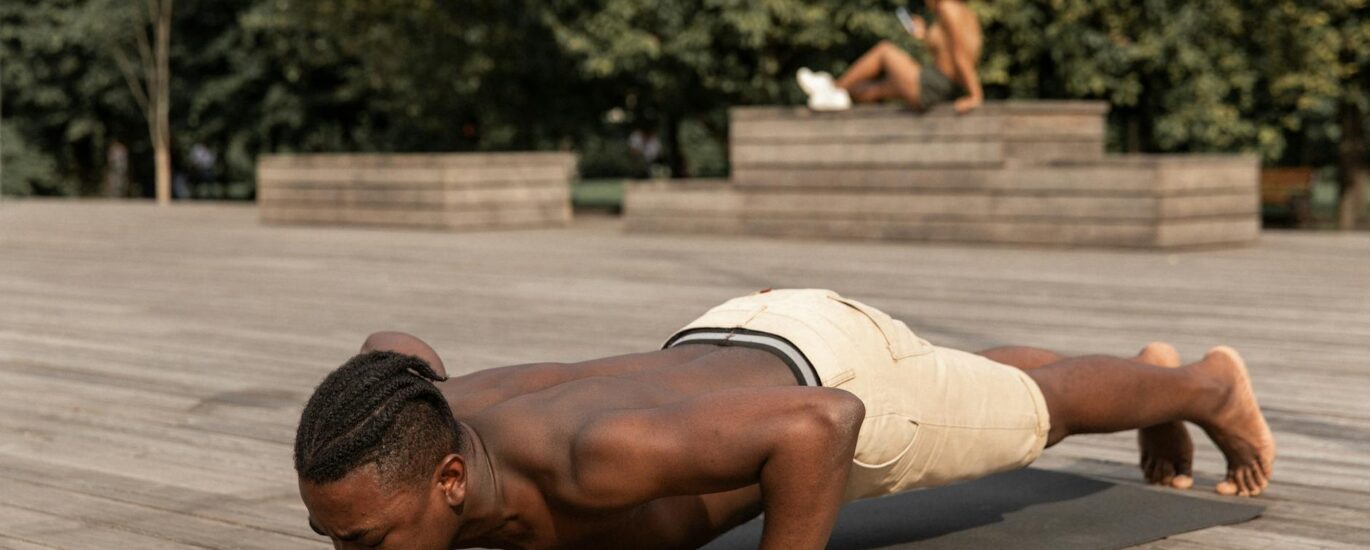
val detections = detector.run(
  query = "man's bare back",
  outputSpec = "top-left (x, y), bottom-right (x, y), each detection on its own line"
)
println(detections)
top-left (441, 345), bottom-right (799, 548)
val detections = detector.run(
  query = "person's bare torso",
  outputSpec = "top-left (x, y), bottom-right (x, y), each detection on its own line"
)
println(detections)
top-left (438, 344), bottom-right (798, 549)
top-left (925, 1), bottom-right (983, 88)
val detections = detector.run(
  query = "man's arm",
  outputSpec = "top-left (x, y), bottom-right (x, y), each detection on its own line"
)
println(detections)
top-left (938, 3), bottom-right (983, 114)
top-left (570, 387), bottom-right (865, 550)
top-left (359, 331), bottom-right (447, 378)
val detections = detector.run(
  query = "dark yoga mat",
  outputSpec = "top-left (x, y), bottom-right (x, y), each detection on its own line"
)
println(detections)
top-left (703, 468), bottom-right (1263, 550)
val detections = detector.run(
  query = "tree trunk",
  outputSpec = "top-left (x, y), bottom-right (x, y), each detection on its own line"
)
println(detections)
top-left (1336, 100), bottom-right (1365, 230)
top-left (154, 140), bottom-right (171, 205)
top-left (665, 116), bottom-right (689, 178)
top-left (1126, 111), bottom-right (1142, 153)
top-left (153, 0), bottom-right (173, 205)
top-left (701, 115), bottom-right (730, 177)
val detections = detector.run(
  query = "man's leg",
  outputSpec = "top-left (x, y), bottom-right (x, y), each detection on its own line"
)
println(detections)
top-left (979, 344), bottom-right (1196, 488)
top-left (978, 345), bottom-right (1067, 370)
top-left (1020, 346), bottom-right (1274, 496)
top-left (847, 81), bottom-right (899, 103)
top-left (834, 41), bottom-right (922, 107)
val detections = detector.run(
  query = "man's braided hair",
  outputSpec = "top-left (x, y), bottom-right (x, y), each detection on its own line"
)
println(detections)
top-left (294, 351), bottom-right (462, 486)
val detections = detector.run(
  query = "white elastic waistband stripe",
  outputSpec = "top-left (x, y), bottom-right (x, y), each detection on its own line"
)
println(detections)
top-left (668, 330), bottom-right (820, 387)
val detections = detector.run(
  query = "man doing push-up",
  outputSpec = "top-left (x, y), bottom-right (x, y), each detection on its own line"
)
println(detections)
top-left (294, 289), bottom-right (1275, 549)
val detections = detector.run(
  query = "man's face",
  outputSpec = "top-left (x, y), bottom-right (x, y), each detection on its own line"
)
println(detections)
top-left (299, 464), bottom-right (457, 549)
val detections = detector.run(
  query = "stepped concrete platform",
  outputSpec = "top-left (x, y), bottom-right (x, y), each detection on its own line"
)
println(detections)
top-left (626, 102), bottom-right (1260, 248)
top-left (258, 152), bottom-right (575, 230)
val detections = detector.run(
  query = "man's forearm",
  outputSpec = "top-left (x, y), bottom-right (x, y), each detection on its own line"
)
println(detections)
top-left (951, 53), bottom-right (983, 114)
top-left (757, 403), bottom-right (863, 550)
top-left (949, 48), bottom-right (982, 100)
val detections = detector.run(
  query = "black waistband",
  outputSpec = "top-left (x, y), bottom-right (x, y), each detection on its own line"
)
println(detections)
top-left (663, 327), bottom-right (821, 387)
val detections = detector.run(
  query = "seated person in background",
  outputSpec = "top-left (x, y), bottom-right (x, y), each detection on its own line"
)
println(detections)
top-left (799, 0), bottom-right (984, 113)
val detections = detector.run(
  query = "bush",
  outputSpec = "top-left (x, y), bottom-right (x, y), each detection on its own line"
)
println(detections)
top-left (577, 132), bottom-right (639, 179)
top-left (1, 124), bottom-right (68, 197)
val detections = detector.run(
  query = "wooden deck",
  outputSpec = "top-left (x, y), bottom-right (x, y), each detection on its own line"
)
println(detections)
top-left (0, 201), bottom-right (1366, 549)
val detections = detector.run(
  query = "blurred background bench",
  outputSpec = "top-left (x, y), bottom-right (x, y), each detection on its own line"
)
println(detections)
top-left (1259, 167), bottom-right (1315, 228)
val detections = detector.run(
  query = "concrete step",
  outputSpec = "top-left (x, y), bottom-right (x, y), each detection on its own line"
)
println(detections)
top-left (731, 101), bottom-right (1108, 169)
top-left (257, 152), bottom-right (576, 230)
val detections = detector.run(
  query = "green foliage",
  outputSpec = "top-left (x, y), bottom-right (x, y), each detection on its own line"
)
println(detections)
top-left (1, 0), bottom-right (138, 194)
top-left (2, 122), bottom-right (64, 196)
top-left (578, 131), bottom-right (639, 179)
top-left (542, 0), bottom-right (909, 174)
top-left (978, 1), bottom-right (1254, 153)
top-left (975, 0), bottom-right (1370, 161)
top-left (1, 0), bottom-right (1367, 196)
top-left (1243, 0), bottom-right (1370, 164)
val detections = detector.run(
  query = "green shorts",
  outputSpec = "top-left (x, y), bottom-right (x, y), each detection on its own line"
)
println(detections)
top-left (919, 66), bottom-right (961, 108)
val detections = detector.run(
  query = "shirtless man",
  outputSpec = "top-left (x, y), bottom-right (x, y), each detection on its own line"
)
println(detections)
top-left (798, 0), bottom-right (984, 113)
top-left (295, 289), bottom-right (1275, 550)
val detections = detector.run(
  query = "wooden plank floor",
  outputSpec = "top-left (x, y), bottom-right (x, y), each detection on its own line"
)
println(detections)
top-left (1, 201), bottom-right (1367, 549)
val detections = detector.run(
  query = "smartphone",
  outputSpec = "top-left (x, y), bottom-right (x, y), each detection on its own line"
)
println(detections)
top-left (895, 6), bottom-right (916, 35)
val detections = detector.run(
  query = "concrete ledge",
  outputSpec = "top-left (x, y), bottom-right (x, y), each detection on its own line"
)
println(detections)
top-left (625, 151), bottom-right (1260, 249)
top-left (257, 152), bottom-right (575, 230)
top-left (731, 101), bottom-right (1109, 169)
top-left (627, 213), bottom-right (1258, 248)
top-left (628, 187), bottom-right (1257, 222)
top-left (258, 152), bottom-right (576, 168)
top-left (730, 101), bottom-right (1111, 120)
top-left (733, 155), bottom-right (1260, 194)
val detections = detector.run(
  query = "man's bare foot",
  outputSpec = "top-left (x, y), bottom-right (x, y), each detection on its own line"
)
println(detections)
top-left (1190, 346), bottom-right (1276, 497)
top-left (1136, 342), bottom-right (1194, 489)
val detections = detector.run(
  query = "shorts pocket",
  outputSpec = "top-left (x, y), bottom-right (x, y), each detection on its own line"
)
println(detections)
top-left (829, 296), bottom-right (933, 360)
top-left (844, 414), bottom-right (920, 500)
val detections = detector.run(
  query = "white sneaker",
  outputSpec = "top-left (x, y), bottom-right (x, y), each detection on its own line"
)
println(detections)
top-left (796, 67), bottom-right (823, 96)
top-left (797, 68), bottom-right (839, 95)
top-left (797, 68), bottom-right (849, 111)
top-left (808, 87), bottom-right (851, 111)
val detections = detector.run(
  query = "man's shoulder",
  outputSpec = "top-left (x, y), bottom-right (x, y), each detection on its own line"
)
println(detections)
top-left (937, 0), bottom-right (978, 23)
top-left (478, 377), bottom-right (679, 508)
top-left (477, 376), bottom-right (674, 449)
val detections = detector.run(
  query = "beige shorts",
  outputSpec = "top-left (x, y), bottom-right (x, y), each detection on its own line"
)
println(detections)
top-left (665, 289), bottom-right (1051, 501)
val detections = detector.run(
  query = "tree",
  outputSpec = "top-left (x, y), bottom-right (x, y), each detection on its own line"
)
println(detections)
top-left (977, 0), bottom-right (1368, 227)
top-left (542, 0), bottom-right (904, 176)
top-left (3, 0), bottom-right (1366, 217)
top-left (1, 123), bottom-right (63, 196)
top-left (1, 0), bottom-right (139, 196)
top-left (1246, 1), bottom-right (1370, 229)
top-left (976, 0), bottom-right (1262, 154)
top-left (95, 0), bottom-right (174, 205)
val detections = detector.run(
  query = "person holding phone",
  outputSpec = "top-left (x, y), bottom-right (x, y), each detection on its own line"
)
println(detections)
top-left (798, 0), bottom-right (984, 114)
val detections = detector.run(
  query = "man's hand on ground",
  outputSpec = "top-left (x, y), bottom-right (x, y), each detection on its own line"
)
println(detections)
top-left (569, 386), bottom-right (864, 550)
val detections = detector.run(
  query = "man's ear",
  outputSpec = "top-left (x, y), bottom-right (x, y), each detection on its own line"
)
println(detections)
top-left (436, 453), bottom-right (468, 508)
